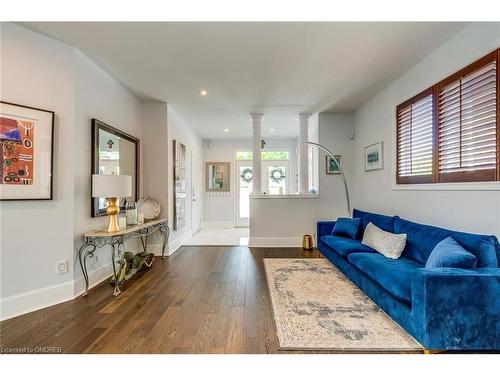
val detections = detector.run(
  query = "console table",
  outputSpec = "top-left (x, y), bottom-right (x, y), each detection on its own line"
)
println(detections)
top-left (78, 218), bottom-right (170, 297)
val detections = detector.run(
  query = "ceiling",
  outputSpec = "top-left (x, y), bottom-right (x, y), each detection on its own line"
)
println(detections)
top-left (21, 22), bottom-right (467, 138)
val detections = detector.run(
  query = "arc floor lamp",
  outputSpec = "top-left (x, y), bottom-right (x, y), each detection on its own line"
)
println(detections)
top-left (307, 141), bottom-right (351, 217)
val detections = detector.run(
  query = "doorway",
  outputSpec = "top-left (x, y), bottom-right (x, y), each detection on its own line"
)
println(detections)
top-left (234, 150), bottom-right (291, 227)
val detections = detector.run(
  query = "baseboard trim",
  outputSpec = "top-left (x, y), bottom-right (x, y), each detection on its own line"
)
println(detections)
top-left (248, 236), bottom-right (303, 247)
top-left (1, 262), bottom-right (116, 321)
top-left (166, 230), bottom-right (193, 255)
top-left (0, 280), bottom-right (74, 321)
top-left (201, 221), bottom-right (235, 229)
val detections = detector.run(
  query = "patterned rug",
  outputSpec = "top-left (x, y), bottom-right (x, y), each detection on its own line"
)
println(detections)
top-left (264, 258), bottom-right (423, 351)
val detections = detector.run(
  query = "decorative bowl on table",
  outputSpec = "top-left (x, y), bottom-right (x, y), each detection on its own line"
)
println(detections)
top-left (137, 197), bottom-right (161, 220)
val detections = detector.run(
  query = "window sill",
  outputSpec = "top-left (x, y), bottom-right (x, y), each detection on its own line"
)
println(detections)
top-left (250, 193), bottom-right (319, 199)
top-left (392, 181), bottom-right (500, 191)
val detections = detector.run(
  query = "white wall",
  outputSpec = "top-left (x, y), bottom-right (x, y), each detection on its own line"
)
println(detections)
top-left (166, 106), bottom-right (203, 252)
top-left (0, 23), bottom-right (145, 319)
top-left (352, 23), bottom-right (500, 238)
top-left (0, 23), bottom-right (76, 318)
top-left (141, 102), bottom-right (169, 253)
top-left (203, 138), bottom-right (299, 225)
top-left (143, 102), bottom-right (168, 218)
top-left (249, 114), bottom-right (355, 246)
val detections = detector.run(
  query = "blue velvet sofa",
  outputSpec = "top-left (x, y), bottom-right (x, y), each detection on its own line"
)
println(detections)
top-left (317, 209), bottom-right (500, 350)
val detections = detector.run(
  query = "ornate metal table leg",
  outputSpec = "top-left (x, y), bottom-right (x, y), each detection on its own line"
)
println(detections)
top-left (160, 223), bottom-right (170, 259)
top-left (111, 242), bottom-right (125, 296)
top-left (140, 229), bottom-right (149, 254)
top-left (78, 242), bottom-right (96, 296)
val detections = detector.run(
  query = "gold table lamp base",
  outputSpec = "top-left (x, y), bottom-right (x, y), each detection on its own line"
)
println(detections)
top-left (106, 197), bottom-right (120, 232)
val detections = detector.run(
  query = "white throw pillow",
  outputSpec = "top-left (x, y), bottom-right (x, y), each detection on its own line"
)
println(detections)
top-left (361, 222), bottom-right (407, 259)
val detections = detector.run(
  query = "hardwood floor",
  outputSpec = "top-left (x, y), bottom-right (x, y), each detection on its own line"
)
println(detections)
top-left (1, 246), bottom-right (327, 353)
top-left (0, 246), bottom-right (421, 354)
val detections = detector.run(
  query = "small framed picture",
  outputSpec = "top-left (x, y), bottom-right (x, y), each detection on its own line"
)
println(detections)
top-left (326, 154), bottom-right (342, 175)
top-left (365, 141), bottom-right (383, 171)
top-left (0, 101), bottom-right (54, 200)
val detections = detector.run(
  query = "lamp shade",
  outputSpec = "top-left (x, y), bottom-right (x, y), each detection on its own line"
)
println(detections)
top-left (92, 174), bottom-right (132, 198)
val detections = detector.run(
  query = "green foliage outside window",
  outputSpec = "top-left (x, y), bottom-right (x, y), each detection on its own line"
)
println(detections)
top-left (236, 151), bottom-right (289, 161)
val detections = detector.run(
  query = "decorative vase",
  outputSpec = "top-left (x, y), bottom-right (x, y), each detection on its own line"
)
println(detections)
top-left (125, 200), bottom-right (137, 225)
top-left (302, 234), bottom-right (313, 250)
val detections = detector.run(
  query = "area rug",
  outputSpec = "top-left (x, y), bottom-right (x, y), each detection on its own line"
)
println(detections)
top-left (264, 258), bottom-right (423, 351)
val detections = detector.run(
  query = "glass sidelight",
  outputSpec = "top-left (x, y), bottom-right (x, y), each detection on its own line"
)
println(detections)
top-left (266, 165), bottom-right (288, 195)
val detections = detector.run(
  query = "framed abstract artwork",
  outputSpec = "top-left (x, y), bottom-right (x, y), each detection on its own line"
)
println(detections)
top-left (326, 154), bottom-right (342, 175)
top-left (364, 141), bottom-right (383, 171)
top-left (173, 139), bottom-right (187, 231)
top-left (0, 101), bottom-right (54, 200)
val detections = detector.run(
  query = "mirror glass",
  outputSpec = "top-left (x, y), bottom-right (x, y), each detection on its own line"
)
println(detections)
top-left (92, 119), bottom-right (139, 217)
top-left (206, 162), bottom-right (230, 191)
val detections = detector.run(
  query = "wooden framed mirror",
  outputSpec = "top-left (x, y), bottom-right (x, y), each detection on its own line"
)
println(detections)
top-left (91, 119), bottom-right (140, 217)
top-left (206, 162), bottom-right (230, 192)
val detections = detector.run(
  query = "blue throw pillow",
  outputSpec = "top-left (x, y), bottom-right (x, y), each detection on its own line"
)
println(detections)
top-left (425, 237), bottom-right (477, 269)
top-left (332, 218), bottom-right (361, 240)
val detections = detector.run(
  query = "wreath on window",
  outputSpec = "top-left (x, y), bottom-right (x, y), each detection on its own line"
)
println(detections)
top-left (240, 168), bottom-right (253, 183)
top-left (269, 167), bottom-right (286, 183)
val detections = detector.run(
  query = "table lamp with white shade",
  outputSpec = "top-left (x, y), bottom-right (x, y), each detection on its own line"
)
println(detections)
top-left (92, 174), bottom-right (132, 232)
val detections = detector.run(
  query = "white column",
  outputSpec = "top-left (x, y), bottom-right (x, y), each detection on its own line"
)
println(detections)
top-left (298, 112), bottom-right (312, 194)
top-left (251, 113), bottom-right (263, 194)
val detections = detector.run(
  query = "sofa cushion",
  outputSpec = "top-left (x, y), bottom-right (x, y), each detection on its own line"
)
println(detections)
top-left (362, 222), bottom-right (407, 259)
top-left (321, 235), bottom-right (376, 257)
top-left (394, 217), bottom-right (498, 268)
top-left (353, 208), bottom-right (397, 236)
top-left (347, 252), bottom-right (423, 303)
top-left (332, 217), bottom-right (361, 239)
top-left (425, 237), bottom-right (477, 269)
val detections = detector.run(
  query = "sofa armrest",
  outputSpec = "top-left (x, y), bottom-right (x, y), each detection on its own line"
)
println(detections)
top-left (317, 221), bottom-right (336, 239)
top-left (411, 268), bottom-right (500, 350)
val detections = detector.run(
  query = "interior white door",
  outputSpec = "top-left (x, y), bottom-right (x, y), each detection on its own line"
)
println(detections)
top-left (191, 154), bottom-right (202, 234)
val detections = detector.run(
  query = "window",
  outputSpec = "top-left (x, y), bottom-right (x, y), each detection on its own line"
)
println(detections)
top-left (235, 150), bottom-right (290, 161)
top-left (396, 89), bottom-right (434, 184)
top-left (396, 49), bottom-right (499, 184)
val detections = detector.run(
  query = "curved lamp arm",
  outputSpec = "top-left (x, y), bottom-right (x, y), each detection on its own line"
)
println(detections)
top-left (307, 141), bottom-right (351, 217)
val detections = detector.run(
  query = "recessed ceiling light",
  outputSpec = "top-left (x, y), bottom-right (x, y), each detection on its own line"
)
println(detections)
top-left (224, 128), bottom-right (229, 132)
top-left (200, 89), bottom-right (208, 97)
top-left (270, 128), bottom-right (274, 132)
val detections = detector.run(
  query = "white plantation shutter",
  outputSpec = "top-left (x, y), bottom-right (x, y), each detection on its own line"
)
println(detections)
top-left (438, 59), bottom-right (498, 182)
top-left (396, 49), bottom-right (499, 184)
top-left (397, 91), bottom-right (434, 184)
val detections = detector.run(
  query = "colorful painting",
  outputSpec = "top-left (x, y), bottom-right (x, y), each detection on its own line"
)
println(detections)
top-left (1, 116), bottom-right (35, 185)
top-left (0, 101), bottom-right (54, 200)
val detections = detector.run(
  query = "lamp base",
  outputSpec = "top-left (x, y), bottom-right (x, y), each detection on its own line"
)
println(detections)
top-left (106, 197), bottom-right (120, 232)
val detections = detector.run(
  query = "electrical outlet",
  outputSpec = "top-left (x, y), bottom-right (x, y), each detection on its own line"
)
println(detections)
top-left (56, 260), bottom-right (68, 274)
